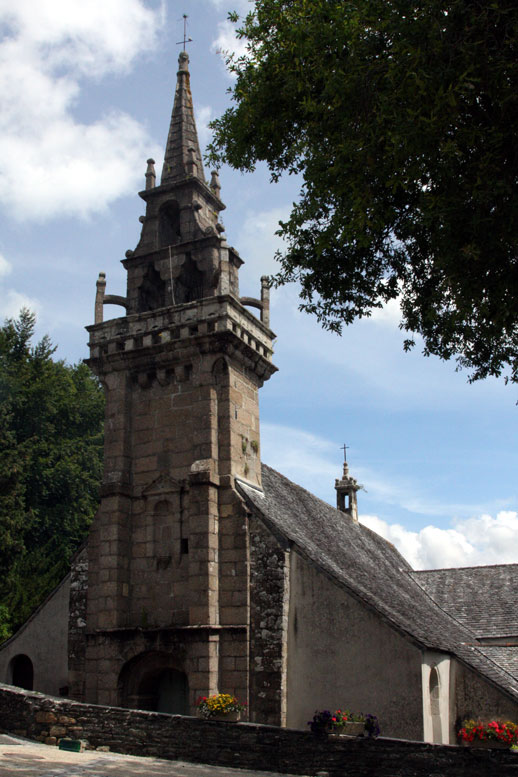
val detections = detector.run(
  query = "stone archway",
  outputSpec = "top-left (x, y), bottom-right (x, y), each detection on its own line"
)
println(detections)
top-left (118, 651), bottom-right (189, 715)
top-left (429, 666), bottom-right (442, 743)
top-left (9, 654), bottom-right (34, 690)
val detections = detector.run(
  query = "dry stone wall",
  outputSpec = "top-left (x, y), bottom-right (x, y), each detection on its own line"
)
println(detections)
top-left (1, 683), bottom-right (516, 776)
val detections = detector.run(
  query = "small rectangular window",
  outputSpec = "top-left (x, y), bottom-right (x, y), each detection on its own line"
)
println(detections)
top-left (181, 538), bottom-right (189, 555)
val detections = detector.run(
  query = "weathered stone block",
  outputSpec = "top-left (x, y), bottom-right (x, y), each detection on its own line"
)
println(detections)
top-left (35, 711), bottom-right (57, 724)
top-left (49, 725), bottom-right (67, 737)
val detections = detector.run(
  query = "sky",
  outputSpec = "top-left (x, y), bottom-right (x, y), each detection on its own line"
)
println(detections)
top-left (0, 0), bottom-right (517, 571)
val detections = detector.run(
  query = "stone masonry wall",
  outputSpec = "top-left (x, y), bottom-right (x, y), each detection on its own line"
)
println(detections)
top-left (68, 546), bottom-right (88, 701)
top-left (0, 684), bottom-right (516, 776)
top-left (249, 515), bottom-right (290, 727)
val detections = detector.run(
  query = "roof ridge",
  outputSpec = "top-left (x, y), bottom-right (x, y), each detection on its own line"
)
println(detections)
top-left (413, 562), bottom-right (518, 573)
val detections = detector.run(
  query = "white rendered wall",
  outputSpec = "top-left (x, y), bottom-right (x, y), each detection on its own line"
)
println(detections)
top-left (422, 651), bottom-right (454, 744)
top-left (0, 575), bottom-right (70, 696)
top-left (286, 551), bottom-right (424, 740)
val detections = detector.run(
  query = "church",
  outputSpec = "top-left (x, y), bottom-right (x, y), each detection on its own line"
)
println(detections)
top-left (1, 51), bottom-right (518, 746)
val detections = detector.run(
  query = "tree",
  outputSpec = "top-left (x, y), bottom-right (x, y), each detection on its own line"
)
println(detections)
top-left (209, 0), bottom-right (518, 384)
top-left (0, 311), bottom-right (104, 640)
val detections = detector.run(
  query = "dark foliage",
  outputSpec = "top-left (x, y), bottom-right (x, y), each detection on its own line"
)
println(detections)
top-left (0, 310), bottom-right (104, 640)
top-left (209, 0), bottom-right (518, 385)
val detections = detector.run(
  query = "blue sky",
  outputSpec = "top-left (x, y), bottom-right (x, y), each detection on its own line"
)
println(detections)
top-left (1, 0), bottom-right (517, 569)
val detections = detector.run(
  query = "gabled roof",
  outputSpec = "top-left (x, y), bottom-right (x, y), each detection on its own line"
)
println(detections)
top-left (410, 565), bottom-right (518, 637)
top-left (237, 464), bottom-right (518, 702)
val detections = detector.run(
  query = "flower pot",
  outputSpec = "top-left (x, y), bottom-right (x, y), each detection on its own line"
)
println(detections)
top-left (211, 710), bottom-right (241, 722)
top-left (462, 739), bottom-right (512, 749)
top-left (197, 709), bottom-right (241, 722)
top-left (329, 721), bottom-right (365, 737)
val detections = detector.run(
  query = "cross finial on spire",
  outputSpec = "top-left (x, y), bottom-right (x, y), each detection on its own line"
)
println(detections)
top-left (176, 14), bottom-right (193, 50)
top-left (340, 443), bottom-right (349, 463)
top-left (162, 15), bottom-right (205, 185)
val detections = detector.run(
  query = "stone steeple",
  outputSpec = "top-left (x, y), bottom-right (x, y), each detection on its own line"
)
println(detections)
top-left (161, 51), bottom-right (205, 185)
top-left (79, 52), bottom-right (277, 715)
top-left (335, 460), bottom-right (361, 522)
top-left (113, 50), bottom-right (233, 317)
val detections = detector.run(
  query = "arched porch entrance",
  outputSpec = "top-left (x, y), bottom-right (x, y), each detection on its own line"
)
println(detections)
top-left (8, 654), bottom-right (34, 690)
top-left (118, 652), bottom-right (189, 714)
top-left (429, 666), bottom-right (442, 743)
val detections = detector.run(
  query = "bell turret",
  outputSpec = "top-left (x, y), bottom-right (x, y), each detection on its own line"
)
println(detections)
top-left (335, 457), bottom-right (361, 522)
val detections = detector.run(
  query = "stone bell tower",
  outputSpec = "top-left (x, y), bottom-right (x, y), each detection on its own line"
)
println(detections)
top-left (335, 458), bottom-right (361, 523)
top-left (73, 51), bottom-right (277, 713)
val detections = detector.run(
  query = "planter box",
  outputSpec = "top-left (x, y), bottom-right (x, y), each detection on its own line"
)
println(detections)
top-left (329, 721), bottom-right (365, 737)
top-left (211, 711), bottom-right (241, 722)
top-left (462, 739), bottom-right (512, 749)
top-left (197, 710), bottom-right (241, 722)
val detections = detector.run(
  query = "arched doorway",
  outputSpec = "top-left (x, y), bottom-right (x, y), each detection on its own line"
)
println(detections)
top-left (429, 666), bottom-right (442, 743)
top-left (140, 667), bottom-right (188, 713)
top-left (118, 652), bottom-right (189, 715)
top-left (9, 654), bottom-right (34, 690)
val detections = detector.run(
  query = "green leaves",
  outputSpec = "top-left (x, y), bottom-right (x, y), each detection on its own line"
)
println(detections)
top-left (210, 0), bottom-right (518, 385)
top-left (0, 311), bottom-right (104, 641)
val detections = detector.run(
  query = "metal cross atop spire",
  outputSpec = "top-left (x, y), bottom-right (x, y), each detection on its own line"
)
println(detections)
top-left (176, 14), bottom-right (193, 49)
top-left (340, 443), bottom-right (349, 463)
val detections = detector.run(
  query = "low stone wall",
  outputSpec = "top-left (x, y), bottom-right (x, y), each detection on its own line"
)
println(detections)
top-left (0, 683), bottom-right (517, 776)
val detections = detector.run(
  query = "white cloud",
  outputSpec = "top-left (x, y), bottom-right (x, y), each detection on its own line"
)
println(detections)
top-left (0, 253), bottom-right (12, 277)
top-left (235, 206), bottom-right (290, 293)
top-left (260, 421), bottom-right (476, 519)
top-left (360, 511), bottom-right (518, 570)
top-left (0, 0), bottom-right (160, 78)
top-left (261, 422), bottom-right (337, 501)
top-left (261, 421), bottom-right (518, 569)
top-left (206, 0), bottom-right (250, 9)
top-left (196, 105), bottom-right (214, 153)
top-left (0, 289), bottom-right (42, 319)
top-left (352, 467), bottom-right (480, 519)
top-left (0, 0), bottom-right (163, 221)
top-left (211, 19), bottom-right (249, 71)
top-left (369, 296), bottom-right (403, 327)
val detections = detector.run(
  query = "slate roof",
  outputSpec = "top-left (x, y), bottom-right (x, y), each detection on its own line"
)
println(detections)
top-left (410, 566), bottom-right (518, 637)
top-left (477, 648), bottom-right (518, 679)
top-left (237, 464), bottom-right (518, 702)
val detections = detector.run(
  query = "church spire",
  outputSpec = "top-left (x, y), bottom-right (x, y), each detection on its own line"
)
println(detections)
top-left (161, 50), bottom-right (205, 185)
